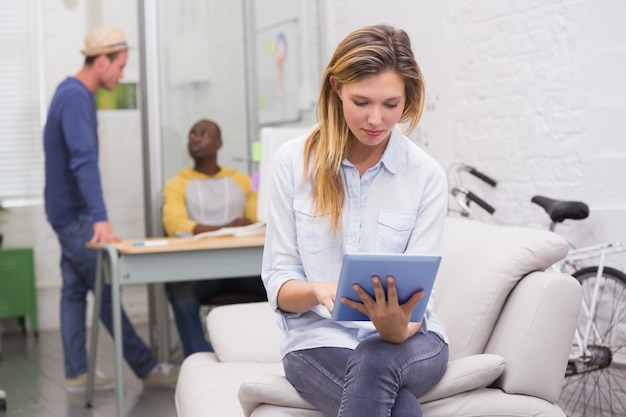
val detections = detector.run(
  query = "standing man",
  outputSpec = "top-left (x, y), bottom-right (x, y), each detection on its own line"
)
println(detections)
top-left (44, 27), bottom-right (178, 393)
top-left (162, 118), bottom-right (266, 357)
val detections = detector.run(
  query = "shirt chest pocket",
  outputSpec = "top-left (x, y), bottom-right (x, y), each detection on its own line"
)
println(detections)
top-left (376, 210), bottom-right (416, 253)
top-left (293, 198), bottom-right (334, 254)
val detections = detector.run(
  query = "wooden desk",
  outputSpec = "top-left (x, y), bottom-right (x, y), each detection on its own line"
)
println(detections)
top-left (85, 235), bottom-right (264, 417)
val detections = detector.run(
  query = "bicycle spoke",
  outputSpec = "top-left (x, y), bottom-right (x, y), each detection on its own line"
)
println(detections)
top-left (606, 366), bottom-right (626, 412)
top-left (559, 266), bottom-right (626, 416)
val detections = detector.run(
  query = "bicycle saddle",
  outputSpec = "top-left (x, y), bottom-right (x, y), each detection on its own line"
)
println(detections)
top-left (531, 195), bottom-right (589, 223)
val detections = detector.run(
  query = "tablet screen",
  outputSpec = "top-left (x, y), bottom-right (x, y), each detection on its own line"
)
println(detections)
top-left (331, 253), bottom-right (442, 322)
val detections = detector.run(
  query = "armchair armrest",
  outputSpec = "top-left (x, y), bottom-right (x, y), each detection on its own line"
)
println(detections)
top-left (208, 302), bottom-right (283, 363)
top-left (485, 271), bottom-right (581, 402)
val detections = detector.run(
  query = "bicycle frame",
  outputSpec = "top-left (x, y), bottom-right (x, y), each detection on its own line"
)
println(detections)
top-left (448, 162), bottom-right (626, 416)
top-left (552, 241), bottom-right (626, 361)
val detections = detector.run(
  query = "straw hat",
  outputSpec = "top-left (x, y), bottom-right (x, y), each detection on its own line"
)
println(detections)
top-left (81, 27), bottom-right (130, 57)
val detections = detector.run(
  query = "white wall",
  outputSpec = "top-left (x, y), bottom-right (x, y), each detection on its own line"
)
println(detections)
top-left (158, 0), bottom-right (250, 181)
top-left (2, 0), bottom-right (148, 331)
top-left (319, 0), bottom-right (626, 271)
top-left (4, 0), bottom-right (625, 331)
top-left (251, 0), bottom-right (321, 129)
top-left (158, 0), bottom-right (322, 183)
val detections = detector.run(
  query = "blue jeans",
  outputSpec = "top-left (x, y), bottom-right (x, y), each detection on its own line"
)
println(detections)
top-left (166, 277), bottom-right (266, 357)
top-left (283, 331), bottom-right (448, 417)
top-left (53, 214), bottom-right (157, 379)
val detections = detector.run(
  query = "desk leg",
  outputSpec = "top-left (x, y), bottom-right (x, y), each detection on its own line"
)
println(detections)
top-left (108, 246), bottom-right (126, 417)
top-left (85, 249), bottom-right (104, 407)
top-left (149, 283), bottom-right (171, 362)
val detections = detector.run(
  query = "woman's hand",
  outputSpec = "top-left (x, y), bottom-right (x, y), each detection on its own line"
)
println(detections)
top-left (277, 280), bottom-right (338, 314)
top-left (312, 281), bottom-right (338, 315)
top-left (341, 275), bottom-right (423, 343)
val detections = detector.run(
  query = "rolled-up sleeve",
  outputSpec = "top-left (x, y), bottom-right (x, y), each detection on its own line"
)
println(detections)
top-left (261, 139), bottom-right (307, 310)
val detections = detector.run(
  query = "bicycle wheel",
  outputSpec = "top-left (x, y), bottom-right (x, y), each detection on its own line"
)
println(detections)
top-left (559, 266), bottom-right (626, 417)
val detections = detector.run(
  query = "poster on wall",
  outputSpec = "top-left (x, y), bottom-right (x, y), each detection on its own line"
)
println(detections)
top-left (255, 19), bottom-right (300, 125)
top-left (96, 82), bottom-right (138, 110)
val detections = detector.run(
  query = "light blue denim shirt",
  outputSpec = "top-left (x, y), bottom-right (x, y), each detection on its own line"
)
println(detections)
top-left (262, 127), bottom-right (449, 357)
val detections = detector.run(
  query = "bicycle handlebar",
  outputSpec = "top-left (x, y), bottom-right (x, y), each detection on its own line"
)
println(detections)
top-left (466, 191), bottom-right (496, 214)
top-left (448, 163), bottom-right (498, 217)
top-left (467, 167), bottom-right (497, 187)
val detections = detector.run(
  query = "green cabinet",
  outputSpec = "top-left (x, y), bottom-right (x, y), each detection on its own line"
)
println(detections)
top-left (0, 248), bottom-right (38, 334)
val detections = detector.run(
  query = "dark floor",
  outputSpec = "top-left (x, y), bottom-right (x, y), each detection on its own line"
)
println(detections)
top-left (1, 319), bottom-right (623, 417)
top-left (0, 322), bottom-right (182, 417)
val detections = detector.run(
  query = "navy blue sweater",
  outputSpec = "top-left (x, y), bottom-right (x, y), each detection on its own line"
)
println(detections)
top-left (44, 77), bottom-right (107, 228)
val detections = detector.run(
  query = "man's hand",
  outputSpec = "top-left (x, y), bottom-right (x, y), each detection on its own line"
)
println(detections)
top-left (193, 217), bottom-right (253, 234)
top-left (89, 221), bottom-right (121, 244)
top-left (225, 217), bottom-right (252, 227)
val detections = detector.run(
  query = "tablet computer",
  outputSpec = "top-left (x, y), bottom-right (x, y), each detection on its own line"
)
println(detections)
top-left (331, 253), bottom-right (442, 322)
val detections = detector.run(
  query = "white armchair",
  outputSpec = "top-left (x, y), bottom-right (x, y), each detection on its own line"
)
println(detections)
top-left (175, 217), bottom-right (581, 417)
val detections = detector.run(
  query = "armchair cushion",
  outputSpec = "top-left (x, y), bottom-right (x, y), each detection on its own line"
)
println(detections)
top-left (175, 353), bottom-right (284, 417)
top-left (434, 218), bottom-right (568, 360)
top-left (418, 353), bottom-right (505, 403)
top-left (239, 374), bottom-right (318, 416)
top-left (421, 388), bottom-right (566, 417)
top-left (238, 353), bottom-right (505, 415)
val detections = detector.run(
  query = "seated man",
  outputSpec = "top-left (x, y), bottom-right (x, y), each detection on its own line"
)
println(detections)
top-left (162, 118), bottom-right (266, 357)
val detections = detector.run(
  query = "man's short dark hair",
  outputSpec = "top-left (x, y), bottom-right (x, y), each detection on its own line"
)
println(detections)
top-left (84, 51), bottom-right (121, 66)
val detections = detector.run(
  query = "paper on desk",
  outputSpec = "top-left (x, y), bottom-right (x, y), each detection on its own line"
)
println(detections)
top-left (192, 222), bottom-right (266, 239)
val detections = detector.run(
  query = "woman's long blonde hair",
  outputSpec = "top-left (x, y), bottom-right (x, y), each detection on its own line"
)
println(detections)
top-left (303, 24), bottom-right (426, 233)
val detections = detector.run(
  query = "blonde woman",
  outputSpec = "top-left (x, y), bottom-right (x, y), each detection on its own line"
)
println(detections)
top-left (262, 24), bottom-right (449, 416)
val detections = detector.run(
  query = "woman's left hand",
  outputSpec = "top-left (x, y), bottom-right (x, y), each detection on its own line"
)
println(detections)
top-left (341, 275), bottom-right (423, 343)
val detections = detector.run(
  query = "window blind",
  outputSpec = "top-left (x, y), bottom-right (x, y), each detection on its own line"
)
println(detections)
top-left (0, 0), bottom-right (44, 202)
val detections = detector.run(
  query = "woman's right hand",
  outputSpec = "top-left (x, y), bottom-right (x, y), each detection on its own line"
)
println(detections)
top-left (312, 281), bottom-right (338, 314)
top-left (277, 280), bottom-right (338, 314)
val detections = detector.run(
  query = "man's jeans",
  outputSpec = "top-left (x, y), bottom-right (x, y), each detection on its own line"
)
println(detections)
top-left (53, 214), bottom-right (157, 378)
top-left (284, 331), bottom-right (448, 417)
top-left (166, 277), bottom-right (266, 357)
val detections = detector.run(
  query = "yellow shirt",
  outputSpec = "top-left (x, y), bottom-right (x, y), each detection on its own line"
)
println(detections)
top-left (161, 167), bottom-right (257, 236)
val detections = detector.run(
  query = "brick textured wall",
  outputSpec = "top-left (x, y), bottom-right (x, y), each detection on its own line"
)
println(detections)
top-left (324, 0), bottom-right (626, 265)
top-left (5, 1), bottom-right (625, 331)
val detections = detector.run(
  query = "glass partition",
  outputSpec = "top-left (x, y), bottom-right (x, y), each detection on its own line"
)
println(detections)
top-left (137, 0), bottom-right (320, 360)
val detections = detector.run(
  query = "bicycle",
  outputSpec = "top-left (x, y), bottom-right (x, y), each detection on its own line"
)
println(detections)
top-left (447, 162), bottom-right (497, 218)
top-left (447, 162), bottom-right (626, 417)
